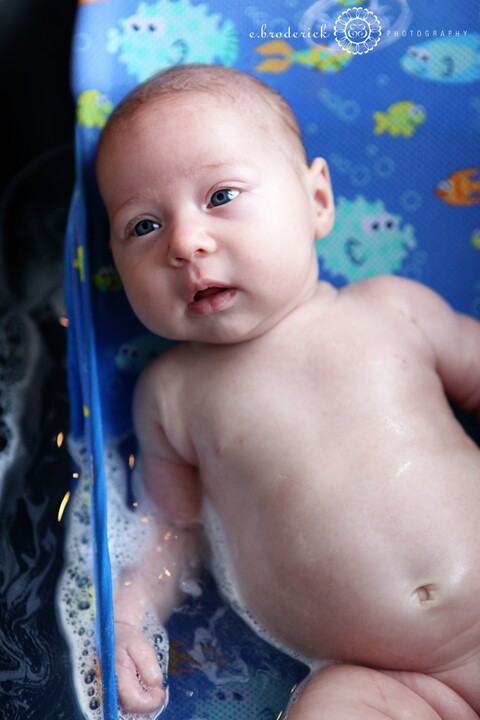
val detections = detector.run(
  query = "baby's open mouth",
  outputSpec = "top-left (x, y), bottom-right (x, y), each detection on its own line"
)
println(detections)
top-left (188, 285), bottom-right (236, 314)
top-left (193, 287), bottom-right (225, 301)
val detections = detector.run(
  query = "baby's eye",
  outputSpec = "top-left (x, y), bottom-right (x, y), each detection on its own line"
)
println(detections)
top-left (209, 188), bottom-right (239, 208)
top-left (132, 219), bottom-right (161, 236)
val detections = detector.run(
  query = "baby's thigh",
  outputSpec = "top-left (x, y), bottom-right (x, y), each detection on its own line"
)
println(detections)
top-left (286, 665), bottom-right (445, 720)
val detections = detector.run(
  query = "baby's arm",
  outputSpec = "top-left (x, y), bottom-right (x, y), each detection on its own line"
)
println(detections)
top-left (132, 359), bottom-right (202, 525)
top-left (363, 276), bottom-right (480, 416)
top-left (114, 522), bottom-right (199, 713)
top-left (114, 359), bottom-right (202, 713)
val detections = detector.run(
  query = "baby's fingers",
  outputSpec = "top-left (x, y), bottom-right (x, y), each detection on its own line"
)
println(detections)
top-left (115, 633), bottom-right (166, 713)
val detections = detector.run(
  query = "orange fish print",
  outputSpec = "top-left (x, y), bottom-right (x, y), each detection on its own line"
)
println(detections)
top-left (255, 39), bottom-right (352, 74)
top-left (168, 639), bottom-right (201, 676)
top-left (435, 168), bottom-right (480, 206)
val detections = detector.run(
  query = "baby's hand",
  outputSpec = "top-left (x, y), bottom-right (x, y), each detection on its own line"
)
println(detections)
top-left (115, 620), bottom-right (167, 714)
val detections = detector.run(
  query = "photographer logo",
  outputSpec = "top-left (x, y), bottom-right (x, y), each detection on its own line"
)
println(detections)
top-left (334, 7), bottom-right (382, 55)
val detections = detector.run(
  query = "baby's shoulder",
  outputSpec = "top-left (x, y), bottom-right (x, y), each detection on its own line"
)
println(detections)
top-left (139, 342), bottom-right (193, 389)
top-left (337, 275), bottom-right (438, 316)
top-left (340, 274), bottom-right (414, 300)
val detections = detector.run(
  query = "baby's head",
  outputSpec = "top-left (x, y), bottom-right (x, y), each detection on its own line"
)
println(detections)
top-left (97, 64), bottom-right (334, 344)
top-left (98, 64), bottom-right (306, 169)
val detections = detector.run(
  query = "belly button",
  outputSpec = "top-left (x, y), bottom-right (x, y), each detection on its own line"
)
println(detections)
top-left (411, 584), bottom-right (438, 604)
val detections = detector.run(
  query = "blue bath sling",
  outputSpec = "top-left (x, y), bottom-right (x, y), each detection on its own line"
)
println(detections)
top-left (63, 1), bottom-right (480, 718)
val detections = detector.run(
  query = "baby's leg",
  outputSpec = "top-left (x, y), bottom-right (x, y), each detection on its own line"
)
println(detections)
top-left (286, 665), bottom-right (478, 720)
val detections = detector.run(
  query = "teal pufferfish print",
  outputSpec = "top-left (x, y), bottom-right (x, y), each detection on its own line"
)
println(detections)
top-left (316, 196), bottom-right (417, 283)
top-left (106, 0), bottom-right (239, 82)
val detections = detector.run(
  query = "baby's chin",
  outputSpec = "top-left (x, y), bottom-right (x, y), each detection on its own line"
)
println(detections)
top-left (139, 302), bottom-right (292, 345)
top-left (140, 320), bottom-right (261, 346)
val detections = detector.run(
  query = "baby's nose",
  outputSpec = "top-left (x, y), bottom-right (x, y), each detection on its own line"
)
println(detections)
top-left (167, 221), bottom-right (216, 266)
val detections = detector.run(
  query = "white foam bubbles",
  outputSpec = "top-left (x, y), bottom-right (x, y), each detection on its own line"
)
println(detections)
top-left (57, 441), bottom-right (169, 720)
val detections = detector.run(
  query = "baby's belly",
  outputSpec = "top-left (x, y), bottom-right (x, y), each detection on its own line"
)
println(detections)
top-left (213, 447), bottom-right (480, 673)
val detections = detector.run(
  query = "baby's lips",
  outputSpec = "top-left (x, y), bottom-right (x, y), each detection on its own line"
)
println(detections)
top-left (194, 287), bottom-right (226, 301)
top-left (185, 279), bottom-right (228, 304)
top-left (187, 285), bottom-right (237, 314)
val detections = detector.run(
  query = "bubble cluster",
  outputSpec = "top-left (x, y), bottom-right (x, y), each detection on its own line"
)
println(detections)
top-left (317, 88), bottom-right (361, 122)
top-left (58, 441), bottom-right (169, 720)
top-left (328, 147), bottom-right (397, 189)
top-left (57, 448), bottom-right (103, 720)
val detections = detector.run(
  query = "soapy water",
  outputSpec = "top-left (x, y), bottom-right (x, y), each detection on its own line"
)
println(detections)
top-left (1, 310), bottom-right (172, 720)
top-left (58, 440), bottom-right (170, 720)
top-left (0, 308), bottom-right (42, 476)
top-left (0, 306), bottom-right (83, 719)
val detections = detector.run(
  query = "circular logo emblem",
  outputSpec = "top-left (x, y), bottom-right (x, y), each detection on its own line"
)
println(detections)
top-left (334, 7), bottom-right (382, 55)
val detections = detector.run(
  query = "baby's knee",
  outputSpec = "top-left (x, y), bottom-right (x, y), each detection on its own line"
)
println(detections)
top-left (287, 665), bottom-right (369, 718)
top-left (286, 664), bottom-right (442, 720)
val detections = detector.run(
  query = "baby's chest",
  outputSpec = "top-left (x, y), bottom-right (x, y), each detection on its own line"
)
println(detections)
top-left (184, 348), bottom-right (421, 475)
top-left (189, 328), bottom-right (426, 422)
top-left (182, 326), bottom-right (436, 484)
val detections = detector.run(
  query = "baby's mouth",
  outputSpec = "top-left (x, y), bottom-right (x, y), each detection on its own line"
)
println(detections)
top-left (193, 287), bottom-right (225, 301)
top-left (188, 284), bottom-right (237, 314)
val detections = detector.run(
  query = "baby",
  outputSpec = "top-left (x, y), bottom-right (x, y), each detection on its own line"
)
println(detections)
top-left (96, 64), bottom-right (480, 719)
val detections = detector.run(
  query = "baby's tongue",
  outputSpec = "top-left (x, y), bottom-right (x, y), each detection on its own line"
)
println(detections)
top-left (196, 287), bottom-right (222, 300)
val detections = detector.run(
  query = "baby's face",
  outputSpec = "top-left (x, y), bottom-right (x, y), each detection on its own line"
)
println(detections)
top-left (97, 94), bottom-right (332, 344)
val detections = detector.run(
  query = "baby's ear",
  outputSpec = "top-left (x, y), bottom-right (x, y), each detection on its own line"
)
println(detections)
top-left (308, 158), bottom-right (335, 239)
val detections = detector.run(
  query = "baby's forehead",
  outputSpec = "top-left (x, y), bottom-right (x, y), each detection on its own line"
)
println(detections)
top-left (134, 86), bottom-right (278, 125)
top-left (123, 87), bottom-right (303, 161)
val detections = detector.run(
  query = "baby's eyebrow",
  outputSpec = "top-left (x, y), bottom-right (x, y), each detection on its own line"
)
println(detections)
top-left (193, 160), bottom-right (251, 176)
